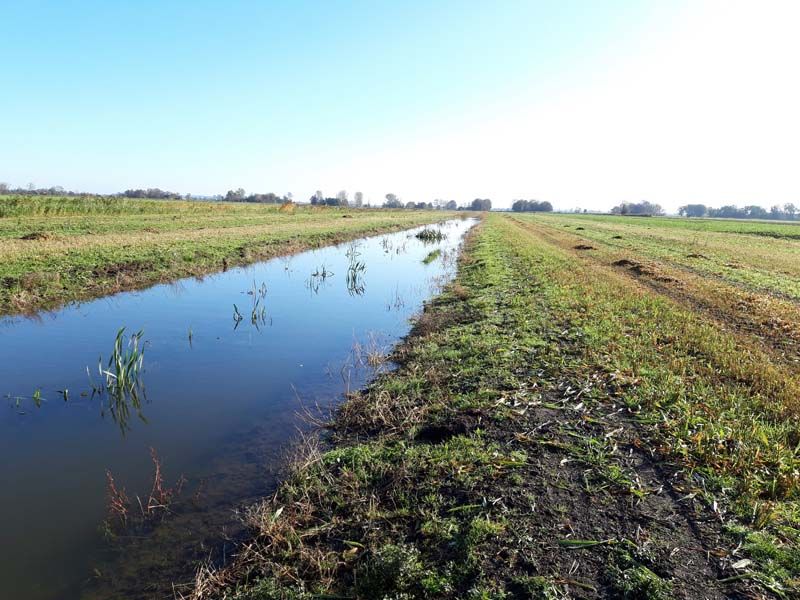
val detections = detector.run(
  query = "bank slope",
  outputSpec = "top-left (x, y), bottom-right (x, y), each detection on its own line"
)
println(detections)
top-left (198, 214), bottom-right (798, 599)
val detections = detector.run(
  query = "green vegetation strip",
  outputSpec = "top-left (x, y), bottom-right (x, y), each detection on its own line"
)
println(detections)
top-left (530, 213), bottom-right (800, 299)
top-left (199, 214), bottom-right (799, 599)
top-left (0, 196), bottom-right (449, 315)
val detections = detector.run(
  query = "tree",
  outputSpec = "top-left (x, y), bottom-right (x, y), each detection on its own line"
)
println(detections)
top-left (785, 203), bottom-right (797, 219)
top-left (445, 200), bottom-right (457, 210)
top-left (709, 205), bottom-right (742, 218)
top-left (0, 182), bottom-right (9, 193)
top-left (405, 201), bottom-right (416, 209)
top-left (744, 205), bottom-right (768, 219)
top-left (611, 201), bottom-right (663, 216)
top-left (354, 191), bottom-right (363, 208)
top-left (336, 190), bottom-right (349, 206)
top-left (511, 199), bottom-right (552, 213)
top-left (384, 193), bottom-right (402, 209)
top-left (678, 204), bottom-right (707, 217)
top-left (470, 198), bottom-right (492, 211)
top-left (225, 188), bottom-right (246, 202)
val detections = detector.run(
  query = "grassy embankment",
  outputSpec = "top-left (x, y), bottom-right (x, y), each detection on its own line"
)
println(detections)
top-left (197, 213), bottom-right (799, 599)
top-left (0, 195), bottom-right (449, 316)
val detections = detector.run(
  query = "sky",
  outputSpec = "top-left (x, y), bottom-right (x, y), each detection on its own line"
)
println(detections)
top-left (2, 0), bottom-right (799, 212)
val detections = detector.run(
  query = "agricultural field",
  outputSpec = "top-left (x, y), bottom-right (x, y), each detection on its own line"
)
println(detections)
top-left (201, 213), bottom-right (800, 599)
top-left (0, 195), bottom-right (447, 315)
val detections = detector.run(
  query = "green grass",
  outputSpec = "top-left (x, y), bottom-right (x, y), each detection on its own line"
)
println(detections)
top-left (529, 213), bottom-right (800, 298)
top-left (0, 195), bottom-right (450, 315)
top-left (197, 214), bottom-right (799, 598)
top-left (556, 213), bottom-right (800, 239)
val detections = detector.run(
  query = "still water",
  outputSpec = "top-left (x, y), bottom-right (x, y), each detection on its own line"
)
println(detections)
top-left (0, 218), bottom-right (476, 599)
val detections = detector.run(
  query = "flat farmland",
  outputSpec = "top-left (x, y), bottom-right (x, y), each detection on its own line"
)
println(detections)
top-left (0, 196), bottom-right (448, 315)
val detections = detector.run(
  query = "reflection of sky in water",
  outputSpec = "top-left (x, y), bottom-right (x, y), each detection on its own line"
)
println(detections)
top-left (0, 218), bottom-right (476, 600)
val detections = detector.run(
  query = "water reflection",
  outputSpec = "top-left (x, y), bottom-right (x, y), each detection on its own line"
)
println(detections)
top-left (233, 280), bottom-right (270, 330)
top-left (0, 218), bottom-right (476, 600)
top-left (345, 244), bottom-right (367, 296)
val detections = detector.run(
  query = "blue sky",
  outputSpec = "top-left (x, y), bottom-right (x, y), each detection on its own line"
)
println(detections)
top-left (2, 1), bottom-right (798, 210)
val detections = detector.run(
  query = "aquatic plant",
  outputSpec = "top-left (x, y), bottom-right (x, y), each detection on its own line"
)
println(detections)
top-left (415, 228), bottom-right (446, 243)
top-left (248, 279), bottom-right (268, 300)
top-left (100, 328), bottom-right (145, 397)
top-left (312, 265), bottom-right (333, 279)
top-left (144, 447), bottom-right (186, 515)
top-left (422, 249), bottom-right (442, 264)
top-left (345, 240), bottom-right (362, 260)
top-left (236, 280), bottom-right (269, 330)
top-left (307, 264), bottom-right (334, 294)
top-left (105, 447), bottom-right (187, 533)
top-left (106, 470), bottom-right (130, 526)
top-left (346, 260), bottom-right (366, 296)
top-left (91, 327), bottom-right (147, 432)
top-left (386, 285), bottom-right (406, 311)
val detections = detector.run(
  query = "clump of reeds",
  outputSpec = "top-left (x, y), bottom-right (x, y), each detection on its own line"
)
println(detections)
top-left (415, 228), bottom-right (446, 243)
top-left (99, 327), bottom-right (145, 399)
top-left (91, 327), bottom-right (147, 432)
top-left (422, 249), bottom-right (442, 264)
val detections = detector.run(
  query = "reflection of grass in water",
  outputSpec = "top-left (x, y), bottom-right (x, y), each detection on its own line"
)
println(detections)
top-left (234, 280), bottom-right (269, 330)
top-left (345, 240), bottom-right (361, 260)
top-left (422, 249), bottom-right (441, 264)
top-left (346, 261), bottom-right (366, 296)
top-left (91, 327), bottom-right (146, 433)
top-left (307, 264), bottom-right (334, 294)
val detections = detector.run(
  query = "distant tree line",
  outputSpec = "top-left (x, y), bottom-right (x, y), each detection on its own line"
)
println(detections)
top-left (0, 182), bottom-right (78, 196)
top-left (610, 201), bottom-right (665, 216)
top-left (511, 199), bottom-right (553, 212)
top-left (678, 203), bottom-right (798, 220)
top-left (0, 182), bottom-right (186, 200)
top-left (1, 182), bottom-right (494, 212)
top-left (122, 188), bottom-right (182, 199)
top-left (468, 198), bottom-right (492, 211)
top-left (309, 190), bottom-right (362, 207)
top-left (224, 188), bottom-right (294, 204)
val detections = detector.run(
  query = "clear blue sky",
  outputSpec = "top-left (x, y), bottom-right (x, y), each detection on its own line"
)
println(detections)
top-left (3, 1), bottom-right (798, 210)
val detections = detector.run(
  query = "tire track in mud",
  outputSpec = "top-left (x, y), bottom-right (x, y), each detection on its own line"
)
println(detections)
top-left (489, 227), bottom-right (749, 598)
top-left (509, 216), bottom-right (800, 374)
